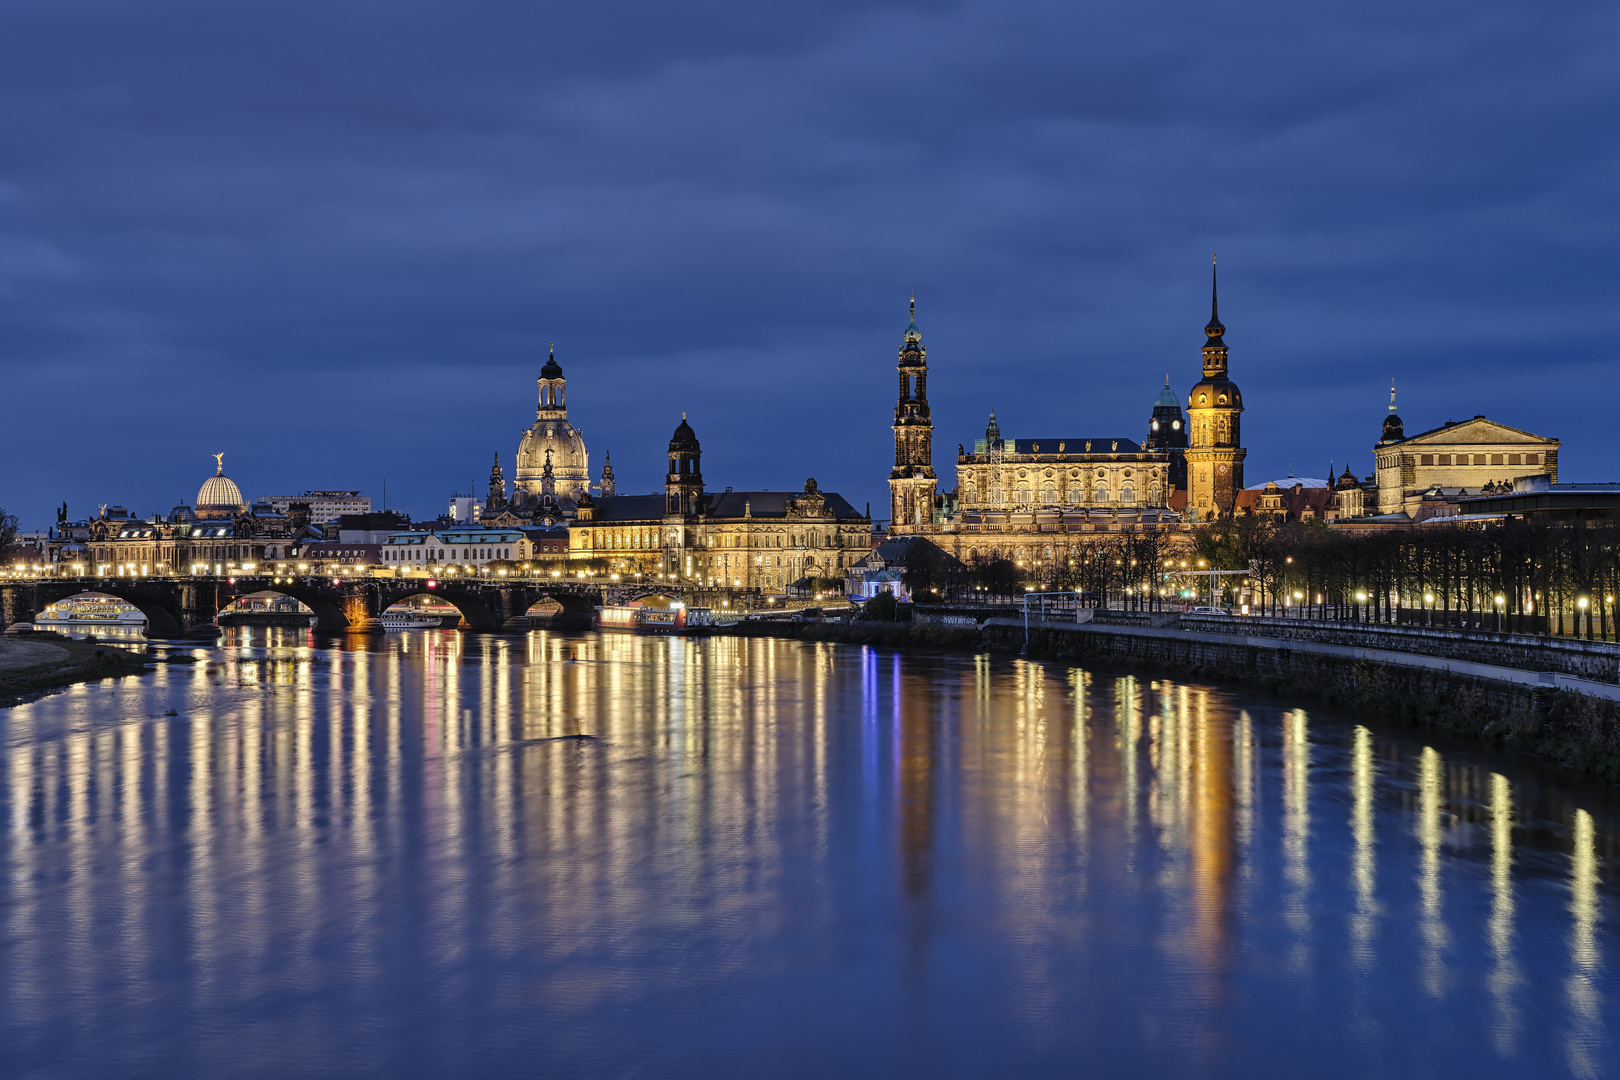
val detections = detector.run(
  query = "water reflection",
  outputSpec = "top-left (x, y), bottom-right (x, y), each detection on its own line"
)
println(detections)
top-left (1489, 772), bottom-right (1521, 1057)
top-left (0, 629), bottom-right (1615, 1078)
top-left (1568, 808), bottom-right (1604, 1077)
top-left (1418, 745), bottom-right (1450, 998)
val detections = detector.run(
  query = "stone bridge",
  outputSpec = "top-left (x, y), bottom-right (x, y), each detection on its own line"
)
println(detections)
top-left (0, 575), bottom-right (692, 636)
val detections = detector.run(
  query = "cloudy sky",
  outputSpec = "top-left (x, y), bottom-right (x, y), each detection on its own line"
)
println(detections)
top-left (2, 0), bottom-right (1616, 527)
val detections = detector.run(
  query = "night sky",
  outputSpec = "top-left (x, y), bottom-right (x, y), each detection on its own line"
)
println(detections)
top-left (3, 0), bottom-right (1617, 529)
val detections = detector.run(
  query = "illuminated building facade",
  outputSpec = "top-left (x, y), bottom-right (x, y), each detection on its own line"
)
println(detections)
top-left (569, 417), bottom-right (871, 590)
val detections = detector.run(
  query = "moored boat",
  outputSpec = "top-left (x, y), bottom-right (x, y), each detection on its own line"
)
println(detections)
top-left (594, 604), bottom-right (717, 635)
top-left (381, 610), bottom-right (444, 630)
top-left (35, 598), bottom-right (146, 627)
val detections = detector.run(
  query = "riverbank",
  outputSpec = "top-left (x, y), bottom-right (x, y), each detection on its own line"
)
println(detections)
top-left (0, 634), bottom-right (151, 703)
top-left (736, 617), bottom-right (1620, 781)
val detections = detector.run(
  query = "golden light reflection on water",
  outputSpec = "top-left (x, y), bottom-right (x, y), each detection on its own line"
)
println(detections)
top-left (1488, 772), bottom-right (1520, 1057)
top-left (1283, 707), bottom-right (1311, 974)
top-left (1350, 726), bottom-right (1378, 973)
top-left (0, 630), bottom-right (1615, 1075)
top-left (1417, 745), bottom-right (1450, 998)
top-left (1566, 808), bottom-right (1603, 1077)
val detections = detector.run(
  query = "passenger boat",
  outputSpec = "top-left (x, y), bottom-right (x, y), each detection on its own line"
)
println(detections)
top-left (594, 604), bottom-right (718, 635)
top-left (381, 610), bottom-right (444, 630)
top-left (35, 598), bottom-right (146, 627)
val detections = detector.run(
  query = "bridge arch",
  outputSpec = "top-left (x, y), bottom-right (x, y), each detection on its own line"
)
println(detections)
top-left (32, 584), bottom-right (185, 636)
top-left (226, 583), bottom-right (359, 633)
top-left (378, 586), bottom-right (503, 632)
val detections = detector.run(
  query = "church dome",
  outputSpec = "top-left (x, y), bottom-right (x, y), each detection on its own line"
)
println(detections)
top-left (195, 456), bottom-right (245, 518)
top-left (515, 419), bottom-right (588, 487)
top-left (541, 348), bottom-right (563, 380)
top-left (669, 415), bottom-right (699, 449)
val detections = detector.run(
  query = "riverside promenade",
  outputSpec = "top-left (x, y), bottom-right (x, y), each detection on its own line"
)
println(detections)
top-left (910, 606), bottom-right (1620, 759)
top-left (972, 611), bottom-right (1620, 702)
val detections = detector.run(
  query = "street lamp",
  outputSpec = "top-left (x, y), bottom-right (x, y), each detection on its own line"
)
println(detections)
top-left (1425, 592), bottom-right (1434, 626)
top-left (1495, 593), bottom-right (1505, 633)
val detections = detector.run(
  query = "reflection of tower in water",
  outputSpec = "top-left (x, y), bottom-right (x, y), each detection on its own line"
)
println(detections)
top-left (896, 655), bottom-right (937, 900)
top-left (1187, 687), bottom-right (1235, 995)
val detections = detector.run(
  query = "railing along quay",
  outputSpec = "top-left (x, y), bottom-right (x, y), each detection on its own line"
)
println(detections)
top-left (913, 604), bottom-right (1620, 685)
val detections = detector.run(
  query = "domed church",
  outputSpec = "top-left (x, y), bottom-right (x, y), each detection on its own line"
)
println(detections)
top-left (195, 453), bottom-right (247, 519)
top-left (512, 345), bottom-right (590, 512)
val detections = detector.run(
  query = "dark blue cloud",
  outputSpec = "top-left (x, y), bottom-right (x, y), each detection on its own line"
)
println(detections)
top-left (2, 0), bottom-right (1616, 524)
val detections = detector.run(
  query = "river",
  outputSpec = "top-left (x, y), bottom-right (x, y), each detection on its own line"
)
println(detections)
top-left (1, 628), bottom-right (1615, 1077)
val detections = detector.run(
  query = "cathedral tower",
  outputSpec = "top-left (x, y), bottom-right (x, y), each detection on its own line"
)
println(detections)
top-left (1185, 260), bottom-right (1246, 520)
top-left (889, 299), bottom-right (938, 529)
top-left (600, 451), bottom-right (615, 498)
top-left (666, 414), bottom-right (703, 517)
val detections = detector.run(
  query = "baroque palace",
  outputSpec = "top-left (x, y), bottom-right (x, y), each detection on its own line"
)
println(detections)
top-left (889, 266), bottom-right (1244, 560)
top-left (566, 417), bottom-right (872, 590)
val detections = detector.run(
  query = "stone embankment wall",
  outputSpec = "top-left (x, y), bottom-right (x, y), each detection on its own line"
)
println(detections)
top-left (969, 617), bottom-right (1620, 779)
top-left (740, 607), bottom-right (1620, 778)
top-left (914, 605), bottom-right (1620, 683)
top-left (1177, 613), bottom-right (1620, 683)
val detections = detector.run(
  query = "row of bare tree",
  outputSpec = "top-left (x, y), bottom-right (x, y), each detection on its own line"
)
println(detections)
top-left (1190, 516), bottom-right (1620, 637)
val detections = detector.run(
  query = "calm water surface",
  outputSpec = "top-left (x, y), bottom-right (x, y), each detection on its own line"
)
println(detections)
top-left (2, 628), bottom-right (1617, 1078)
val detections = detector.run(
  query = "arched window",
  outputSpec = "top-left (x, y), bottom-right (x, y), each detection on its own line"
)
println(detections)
top-left (1041, 483), bottom-right (1056, 504)
top-left (1121, 485), bottom-right (1135, 503)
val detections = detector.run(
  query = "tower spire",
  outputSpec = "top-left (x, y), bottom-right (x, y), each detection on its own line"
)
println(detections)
top-left (890, 295), bottom-right (935, 529)
top-left (1389, 379), bottom-right (1398, 413)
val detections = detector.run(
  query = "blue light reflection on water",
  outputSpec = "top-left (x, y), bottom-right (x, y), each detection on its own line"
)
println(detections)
top-left (0, 627), bottom-right (1616, 1078)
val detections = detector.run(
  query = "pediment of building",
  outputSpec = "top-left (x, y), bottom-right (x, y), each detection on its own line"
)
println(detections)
top-left (1401, 418), bottom-right (1557, 448)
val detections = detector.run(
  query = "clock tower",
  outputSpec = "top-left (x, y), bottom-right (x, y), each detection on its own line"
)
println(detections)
top-left (1185, 260), bottom-right (1246, 520)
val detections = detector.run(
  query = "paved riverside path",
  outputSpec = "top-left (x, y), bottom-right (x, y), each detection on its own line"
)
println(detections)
top-left (984, 617), bottom-right (1620, 703)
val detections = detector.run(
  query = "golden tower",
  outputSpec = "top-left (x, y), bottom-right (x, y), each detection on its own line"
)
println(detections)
top-left (1185, 259), bottom-right (1246, 519)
